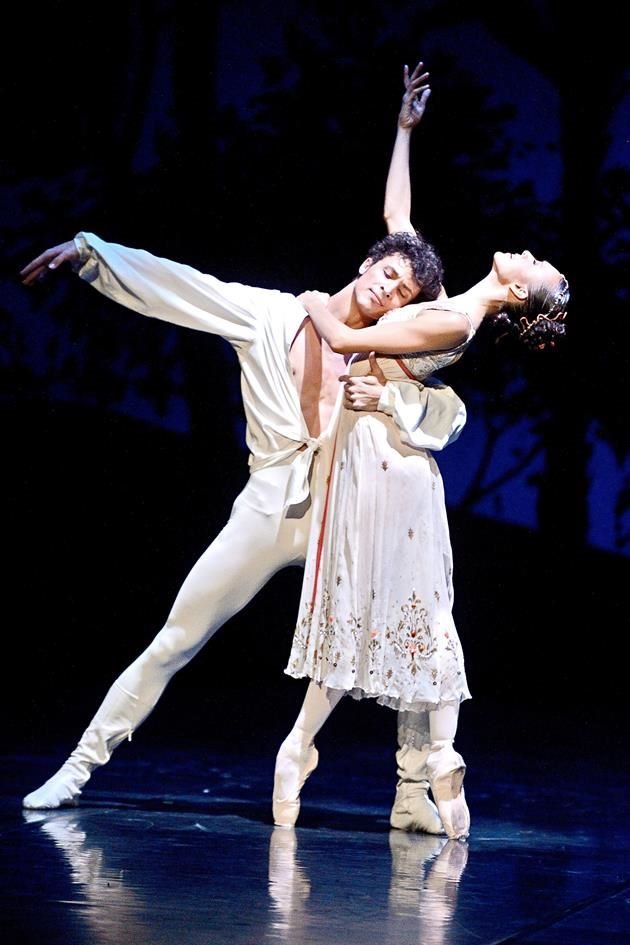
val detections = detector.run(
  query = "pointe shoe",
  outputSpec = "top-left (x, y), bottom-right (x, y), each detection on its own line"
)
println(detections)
top-left (272, 737), bottom-right (319, 828)
top-left (426, 742), bottom-right (470, 841)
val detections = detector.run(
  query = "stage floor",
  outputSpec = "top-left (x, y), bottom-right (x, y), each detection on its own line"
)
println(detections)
top-left (3, 716), bottom-right (629, 945)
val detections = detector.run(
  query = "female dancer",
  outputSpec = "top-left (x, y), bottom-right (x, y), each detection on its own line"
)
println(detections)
top-left (272, 62), bottom-right (569, 841)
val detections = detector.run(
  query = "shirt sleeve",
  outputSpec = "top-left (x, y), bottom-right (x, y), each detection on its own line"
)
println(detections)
top-left (377, 377), bottom-right (467, 451)
top-left (74, 232), bottom-right (283, 348)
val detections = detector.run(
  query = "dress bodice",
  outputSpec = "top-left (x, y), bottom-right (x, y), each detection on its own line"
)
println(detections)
top-left (349, 304), bottom-right (475, 382)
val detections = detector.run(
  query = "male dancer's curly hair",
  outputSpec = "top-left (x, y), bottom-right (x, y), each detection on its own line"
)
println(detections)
top-left (365, 230), bottom-right (444, 302)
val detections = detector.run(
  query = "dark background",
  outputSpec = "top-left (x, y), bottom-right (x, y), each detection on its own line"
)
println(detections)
top-left (2, 1), bottom-right (628, 765)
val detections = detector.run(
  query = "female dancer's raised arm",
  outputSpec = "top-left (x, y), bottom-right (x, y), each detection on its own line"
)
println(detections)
top-left (384, 61), bottom-right (431, 235)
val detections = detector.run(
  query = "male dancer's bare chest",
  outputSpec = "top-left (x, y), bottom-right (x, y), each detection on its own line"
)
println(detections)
top-left (289, 318), bottom-right (348, 437)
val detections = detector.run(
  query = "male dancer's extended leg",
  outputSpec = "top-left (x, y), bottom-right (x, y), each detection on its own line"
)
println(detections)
top-left (23, 467), bottom-right (311, 809)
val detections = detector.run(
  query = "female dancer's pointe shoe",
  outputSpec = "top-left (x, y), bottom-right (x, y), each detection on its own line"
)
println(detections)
top-left (426, 743), bottom-right (470, 841)
top-left (272, 737), bottom-right (319, 828)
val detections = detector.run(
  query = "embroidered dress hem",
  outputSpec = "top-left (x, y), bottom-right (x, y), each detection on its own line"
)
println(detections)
top-left (284, 666), bottom-right (470, 715)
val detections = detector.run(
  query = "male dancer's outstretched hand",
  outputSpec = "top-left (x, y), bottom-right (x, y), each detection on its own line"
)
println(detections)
top-left (20, 240), bottom-right (79, 286)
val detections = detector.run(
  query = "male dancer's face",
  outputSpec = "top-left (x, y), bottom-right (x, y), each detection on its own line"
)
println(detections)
top-left (353, 253), bottom-right (421, 323)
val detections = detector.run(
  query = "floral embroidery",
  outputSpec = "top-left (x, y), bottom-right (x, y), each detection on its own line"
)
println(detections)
top-left (288, 569), bottom-right (468, 710)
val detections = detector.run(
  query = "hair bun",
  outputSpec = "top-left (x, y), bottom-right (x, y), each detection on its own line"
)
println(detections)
top-left (519, 311), bottom-right (567, 351)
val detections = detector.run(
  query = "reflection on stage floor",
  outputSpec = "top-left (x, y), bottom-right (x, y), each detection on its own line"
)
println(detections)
top-left (3, 723), bottom-right (629, 945)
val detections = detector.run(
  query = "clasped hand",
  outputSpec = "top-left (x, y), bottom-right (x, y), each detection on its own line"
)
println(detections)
top-left (341, 353), bottom-right (387, 411)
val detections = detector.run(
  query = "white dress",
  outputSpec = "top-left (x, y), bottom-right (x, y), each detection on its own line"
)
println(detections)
top-left (285, 307), bottom-right (474, 713)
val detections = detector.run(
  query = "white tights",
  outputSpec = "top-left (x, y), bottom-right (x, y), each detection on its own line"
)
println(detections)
top-left (283, 681), bottom-right (346, 750)
top-left (285, 687), bottom-right (460, 753)
top-left (72, 459), bottom-right (444, 764)
top-left (98, 465), bottom-right (314, 734)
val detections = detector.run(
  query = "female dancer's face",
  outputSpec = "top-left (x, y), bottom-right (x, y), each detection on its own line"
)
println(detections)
top-left (493, 250), bottom-right (564, 294)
